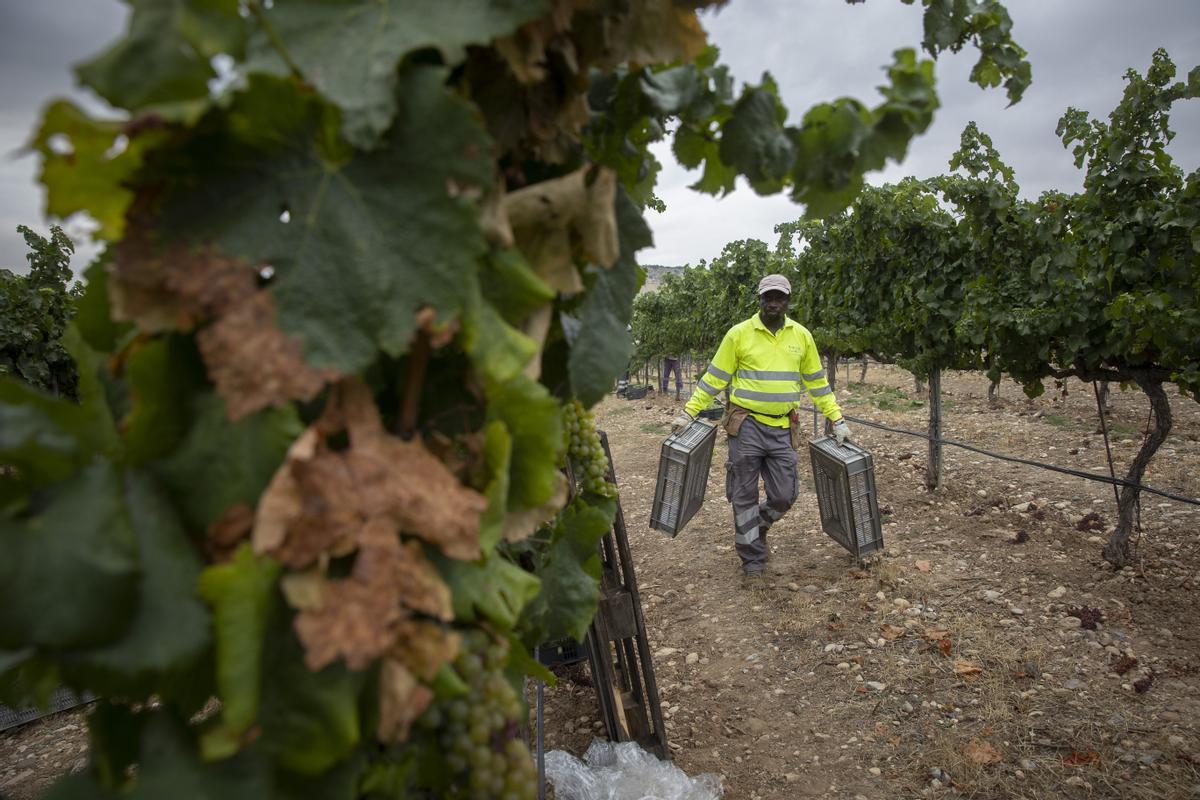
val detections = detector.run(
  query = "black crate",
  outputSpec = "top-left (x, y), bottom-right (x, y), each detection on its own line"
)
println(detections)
top-left (625, 385), bottom-right (651, 400)
top-left (649, 419), bottom-right (717, 537)
top-left (534, 638), bottom-right (589, 668)
top-left (808, 436), bottom-right (884, 560)
top-left (0, 688), bottom-right (94, 733)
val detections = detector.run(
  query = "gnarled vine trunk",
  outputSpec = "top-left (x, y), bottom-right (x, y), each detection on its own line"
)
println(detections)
top-left (1103, 380), bottom-right (1172, 567)
top-left (987, 378), bottom-right (999, 408)
top-left (823, 351), bottom-right (838, 436)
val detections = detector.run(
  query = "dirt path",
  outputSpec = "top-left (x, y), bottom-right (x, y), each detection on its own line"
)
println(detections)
top-left (541, 365), bottom-right (1200, 799)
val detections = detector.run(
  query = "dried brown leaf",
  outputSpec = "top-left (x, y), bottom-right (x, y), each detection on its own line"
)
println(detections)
top-left (253, 428), bottom-right (319, 556)
top-left (963, 739), bottom-right (1004, 765)
top-left (293, 517), bottom-right (407, 671)
top-left (914, 559), bottom-right (931, 572)
top-left (377, 657), bottom-right (434, 743)
top-left (252, 428), bottom-right (359, 569)
top-left (197, 291), bottom-right (336, 421)
top-left (294, 573), bottom-right (402, 671)
top-left (280, 569), bottom-right (326, 612)
top-left (879, 624), bottom-right (906, 641)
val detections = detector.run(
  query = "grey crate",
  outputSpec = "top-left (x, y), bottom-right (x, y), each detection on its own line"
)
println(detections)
top-left (809, 436), bottom-right (884, 560)
top-left (649, 419), bottom-right (717, 537)
top-left (0, 687), bottom-right (94, 732)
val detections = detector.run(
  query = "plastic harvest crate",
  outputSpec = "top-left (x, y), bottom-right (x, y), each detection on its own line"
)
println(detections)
top-left (649, 419), bottom-right (717, 537)
top-left (808, 436), bottom-right (884, 559)
top-left (0, 688), bottom-right (94, 733)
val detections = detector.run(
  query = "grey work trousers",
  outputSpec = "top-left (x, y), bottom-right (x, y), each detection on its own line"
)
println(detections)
top-left (725, 416), bottom-right (798, 572)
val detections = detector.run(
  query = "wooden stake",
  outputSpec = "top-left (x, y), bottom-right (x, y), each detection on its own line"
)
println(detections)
top-left (926, 368), bottom-right (942, 490)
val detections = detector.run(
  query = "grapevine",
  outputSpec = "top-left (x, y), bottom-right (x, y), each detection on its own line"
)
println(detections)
top-left (563, 399), bottom-right (617, 498)
top-left (1, 0), bottom-right (1033, 794)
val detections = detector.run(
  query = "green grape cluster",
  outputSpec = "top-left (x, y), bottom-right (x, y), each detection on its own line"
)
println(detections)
top-left (419, 634), bottom-right (537, 800)
top-left (562, 399), bottom-right (617, 497)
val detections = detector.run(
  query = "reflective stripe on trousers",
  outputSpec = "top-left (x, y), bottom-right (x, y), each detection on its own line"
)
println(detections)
top-left (725, 416), bottom-right (798, 571)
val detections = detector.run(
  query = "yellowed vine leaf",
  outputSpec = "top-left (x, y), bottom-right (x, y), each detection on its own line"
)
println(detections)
top-left (378, 657), bottom-right (434, 743)
top-left (505, 166), bottom-right (619, 293)
top-left (502, 471), bottom-right (568, 543)
top-left (391, 619), bottom-right (461, 681)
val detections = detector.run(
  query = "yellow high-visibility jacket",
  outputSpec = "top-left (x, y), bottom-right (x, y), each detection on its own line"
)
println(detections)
top-left (684, 314), bottom-right (843, 428)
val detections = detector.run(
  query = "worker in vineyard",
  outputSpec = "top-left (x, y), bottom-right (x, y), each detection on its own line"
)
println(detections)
top-left (671, 274), bottom-right (849, 578)
top-left (661, 353), bottom-right (683, 399)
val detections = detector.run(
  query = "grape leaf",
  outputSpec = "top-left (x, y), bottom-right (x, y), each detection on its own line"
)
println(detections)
top-left (76, 0), bottom-right (245, 114)
top-left (154, 392), bottom-right (302, 534)
top-left (122, 336), bottom-right (207, 466)
top-left (67, 471), bottom-right (210, 697)
top-left (259, 609), bottom-right (364, 775)
top-left (477, 421), bottom-right (512, 553)
top-left (30, 101), bottom-right (169, 240)
top-left (162, 67), bottom-right (494, 374)
top-left (197, 544), bottom-right (281, 759)
top-left (567, 193), bottom-right (648, 406)
top-left (519, 497), bottom-right (614, 645)
top-left (0, 461), bottom-right (139, 651)
top-left (440, 551), bottom-right (541, 630)
top-left (128, 711), bottom-right (271, 800)
top-left (250, 0), bottom-right (549, 147)
top-left (486, 375), bottom-right (563, 511)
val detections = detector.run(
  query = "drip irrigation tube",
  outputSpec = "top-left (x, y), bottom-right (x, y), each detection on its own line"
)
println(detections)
top-left (797, 405), bottom-right (1200, 508)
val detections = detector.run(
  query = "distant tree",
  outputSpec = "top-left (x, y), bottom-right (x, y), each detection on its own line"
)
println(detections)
top-left (0, 225), bottom-right (79, 399)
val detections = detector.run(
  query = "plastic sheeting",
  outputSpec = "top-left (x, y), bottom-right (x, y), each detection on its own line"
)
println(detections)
top-left (545, 739), bottom-right (723, 800)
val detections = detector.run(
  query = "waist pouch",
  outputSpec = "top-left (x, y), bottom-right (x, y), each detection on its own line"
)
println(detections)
top-left (722, 404), bottom-right (799, 444)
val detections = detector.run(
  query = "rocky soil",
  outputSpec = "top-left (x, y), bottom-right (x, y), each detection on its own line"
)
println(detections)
top-left (539, 364), bottom-right (1200, 799)
top-left (4, 364), bottom-right (1199, 799)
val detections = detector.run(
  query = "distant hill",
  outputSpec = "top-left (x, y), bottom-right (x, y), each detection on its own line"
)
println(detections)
top-left (640, 264), bottom-right (685, 293)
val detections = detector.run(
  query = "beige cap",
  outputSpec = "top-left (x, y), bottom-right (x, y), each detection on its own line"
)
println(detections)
top-left (757, 274), bottom-right (791, 295)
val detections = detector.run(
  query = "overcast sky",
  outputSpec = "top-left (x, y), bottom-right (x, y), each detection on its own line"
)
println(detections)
top-left (1, 1), bottom-right (1198, 274)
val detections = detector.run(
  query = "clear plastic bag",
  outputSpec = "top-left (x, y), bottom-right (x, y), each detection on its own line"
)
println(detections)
top-left (544, 738), bottom-right (723, 800)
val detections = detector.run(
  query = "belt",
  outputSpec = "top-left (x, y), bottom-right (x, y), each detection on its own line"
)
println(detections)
top-left (731, 403), bottom-right (790, 419)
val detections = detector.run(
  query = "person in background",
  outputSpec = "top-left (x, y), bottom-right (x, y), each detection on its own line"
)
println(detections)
top-left (671, 274), bottom-right (849, 579)
top-left (661, 353), bottom-right (682, 399)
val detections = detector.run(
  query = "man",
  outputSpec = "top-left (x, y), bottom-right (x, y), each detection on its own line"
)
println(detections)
top-left (672, 274), bottom-right (849, 578)
top-left (661, 354), bottom-right (682, 399)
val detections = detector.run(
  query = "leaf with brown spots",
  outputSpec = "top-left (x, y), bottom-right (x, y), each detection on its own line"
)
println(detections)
top-left (377, 656), bottom-right (434, 743)
top-left (963, 739), bottom-right (1004, 765)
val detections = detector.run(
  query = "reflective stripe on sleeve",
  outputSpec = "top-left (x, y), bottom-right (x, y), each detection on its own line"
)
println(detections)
top-left (733, 388), bottom-right (804, 402)
top-left (802, 370), bottom-right (826, 381)
top-left (698, 377), bottom-right (720, 396)
top-left (737, 369), bottom-right (802, 381)
top-left (707, 363), bottom-right (731, 381)
top-left (808, 385), bottom-right (833, 397)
